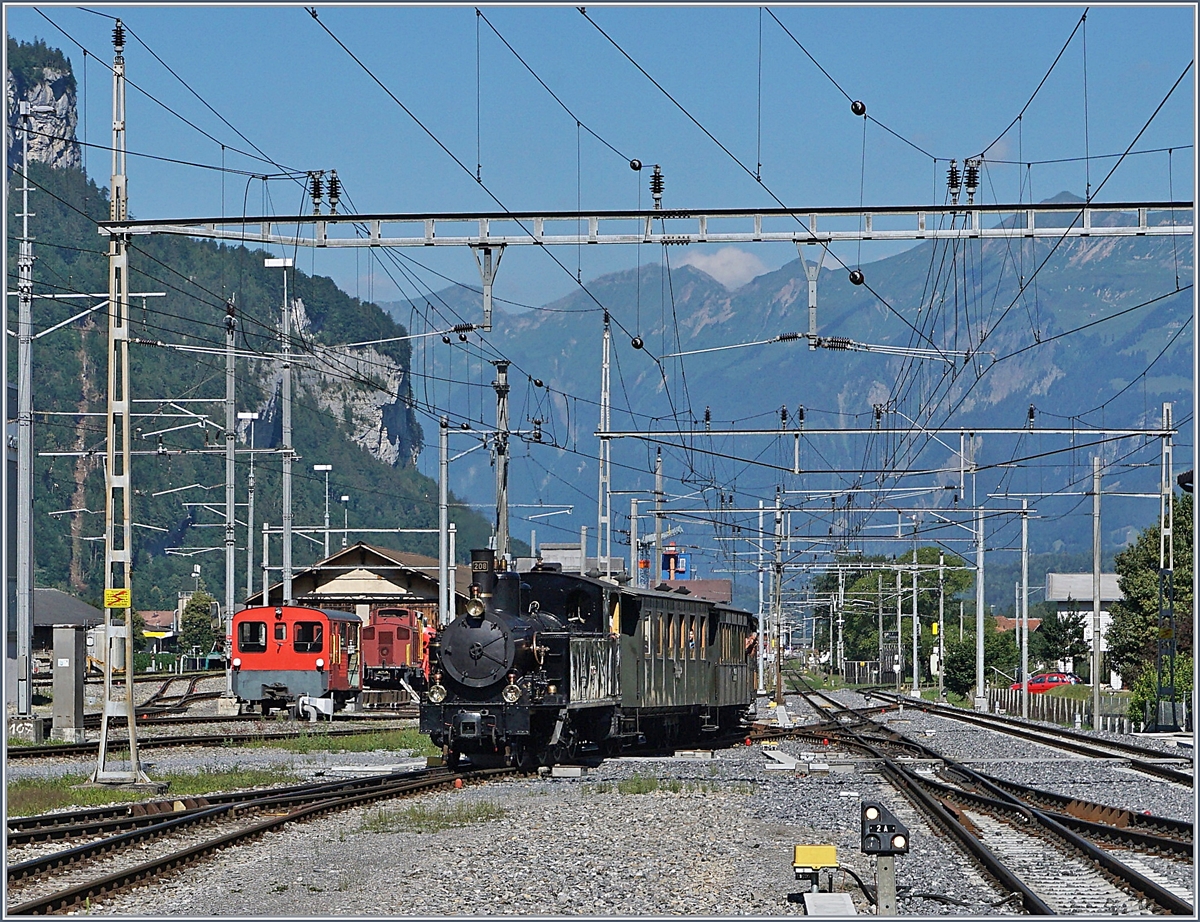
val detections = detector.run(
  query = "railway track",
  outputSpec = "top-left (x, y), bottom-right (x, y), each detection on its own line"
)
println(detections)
top-left (6, 722), bottom-right (416, 761)
top-left (865, 688), bottom-right (1194, 787)
top-left (788, 681), bottom-right (1193, 915)
top-left (6, 766), bottom-right (513, 914)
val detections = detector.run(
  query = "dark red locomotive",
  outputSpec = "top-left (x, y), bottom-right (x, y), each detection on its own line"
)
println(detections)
top-left (361, 606), bottom-right (434, 692)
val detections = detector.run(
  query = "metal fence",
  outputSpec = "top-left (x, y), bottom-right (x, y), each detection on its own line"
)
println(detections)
top-left (985, 687), bottom-right (1192, 732)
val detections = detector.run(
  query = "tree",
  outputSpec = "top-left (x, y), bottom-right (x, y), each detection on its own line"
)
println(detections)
top-left (1106, 492), bottom-right (1193, 686)
top-left (179, 591), bottom-right (217, 654)
top-left (1033, 605), bottom-right (1089, 670)
top-left (942, 638), bottom-right (976, 697)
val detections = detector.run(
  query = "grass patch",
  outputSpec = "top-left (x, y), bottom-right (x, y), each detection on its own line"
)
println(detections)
top-left (251, 728), bottom-right (440, 756)
top-left (359, 799), bottom-right (506, 833)
top-left (6, 765), bottom-right (301, 817)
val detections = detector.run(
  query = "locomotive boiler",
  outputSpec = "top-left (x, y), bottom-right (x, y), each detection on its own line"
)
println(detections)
top-left (420, 549), bottom-right (756, 769)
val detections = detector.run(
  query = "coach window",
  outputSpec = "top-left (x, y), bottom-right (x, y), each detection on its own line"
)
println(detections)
top-left (698, 616), bottom-right (707, 657)
top-left (294, 621), bottom-right (324, 654)
top-left (273, 623), bottom-right (287, 643)
top-left (238, 621), bottom-right (266, 653)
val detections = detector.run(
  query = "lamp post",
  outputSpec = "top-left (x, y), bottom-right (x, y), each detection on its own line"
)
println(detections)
top-left (237, 412), bottom-right (259, 600)
top-left (340, 495), bottom-right (350, 547)
top-left (313, 464), bottom-right (332, 559)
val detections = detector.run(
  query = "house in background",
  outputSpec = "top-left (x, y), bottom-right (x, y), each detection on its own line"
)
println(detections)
top-left (32, 588), bottom-right (102, 653)
top-left (244, 542), bottom-right (471, 625)
top-left (1045, 572), bottom-right (1124, 687)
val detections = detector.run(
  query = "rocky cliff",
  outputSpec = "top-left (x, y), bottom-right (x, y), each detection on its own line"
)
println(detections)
top-left (6, 38), bottom-right (81, 172)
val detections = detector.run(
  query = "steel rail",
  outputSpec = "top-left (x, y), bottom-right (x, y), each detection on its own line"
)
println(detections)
top-left (866, 691), bottom-right (1193, 787)
top-left (8, 767), bottom-right (512, 915)
top-left (793, 681), bottom-right (1194, 914)
top-left (5, 723), bottom-right (414, 760)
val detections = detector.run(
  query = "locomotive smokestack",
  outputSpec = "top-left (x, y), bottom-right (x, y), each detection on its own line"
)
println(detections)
top-left (493, 571), bottom-right (521, 617)
top-left (470, 548), bottom-right (497, 600)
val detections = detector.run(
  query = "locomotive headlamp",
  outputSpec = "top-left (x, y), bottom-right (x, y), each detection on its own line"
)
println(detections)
top-left (501, 683), bottom-right (522, 704)
top-left (466, 598), bottom-right (485, 618)
top-left (427, 684), bottom-right (447, 704)
top-left (275, 607), bottom-right (283, 620)
top-left (232, 658), bottom-right (241, 669)
top-left (315, 658), bottom-right (325, 671)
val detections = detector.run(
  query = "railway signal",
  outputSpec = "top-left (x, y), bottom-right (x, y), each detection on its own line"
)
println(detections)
top-left (861, 801), bottom-right (909, 915)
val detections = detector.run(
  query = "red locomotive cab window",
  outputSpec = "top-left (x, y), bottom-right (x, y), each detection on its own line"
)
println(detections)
top-left (362, 626), bottom-right (375, 641)
top-left (294, 621), bottom-right (324, 654)
top-left (274, 623), bottom-right (287, 643)
top-left (238, 621), bottom-right (267, 653)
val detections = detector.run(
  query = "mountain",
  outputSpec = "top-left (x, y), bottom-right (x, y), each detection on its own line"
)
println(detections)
top-left (7, 40), bottom-right (496, 611)
top-left (386, 200), bottom-right (1191, 611)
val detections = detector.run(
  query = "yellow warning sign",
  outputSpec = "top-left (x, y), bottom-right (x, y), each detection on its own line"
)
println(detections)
top-left (104, 588), bottom-right (131, 609)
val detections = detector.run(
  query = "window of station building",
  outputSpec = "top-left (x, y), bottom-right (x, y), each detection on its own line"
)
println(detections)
top-left (273, 623), bottom-right (287, 643)
top-left (238, 621), bottom-right (266, 653)
top-left (294, 621), bottom-right (324, 654)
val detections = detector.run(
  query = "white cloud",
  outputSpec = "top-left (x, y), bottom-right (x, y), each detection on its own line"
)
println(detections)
top-left (677, 246), bottom-right (767, 290)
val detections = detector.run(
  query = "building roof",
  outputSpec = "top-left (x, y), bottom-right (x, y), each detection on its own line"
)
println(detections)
top-left (141, 610), bottom-right (175, 631)
top-left (1045, 573), bottom-right (1123, 604)
top-left (993, 616), bottom-right (1042, 634)
top-left (245, 541), bottom-right (472, 607)
top-left (657, 579), bottom-right (733, 603)
top-left (33, 588), bottom-right (102, 628)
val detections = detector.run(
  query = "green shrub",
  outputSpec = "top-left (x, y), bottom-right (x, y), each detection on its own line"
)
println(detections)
top-left (1127, 655), bottom-right (1193, 723)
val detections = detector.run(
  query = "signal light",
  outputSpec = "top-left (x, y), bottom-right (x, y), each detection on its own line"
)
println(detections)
top-left (860, 801), bottom-right (910, 855)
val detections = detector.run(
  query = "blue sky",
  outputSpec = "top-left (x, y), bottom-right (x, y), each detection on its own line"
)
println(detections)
top-left (6, 4), bottom-right (1195, 305)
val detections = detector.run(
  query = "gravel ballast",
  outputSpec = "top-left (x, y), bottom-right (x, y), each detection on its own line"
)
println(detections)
top-left (9, 688), bottom-right (1191, 916)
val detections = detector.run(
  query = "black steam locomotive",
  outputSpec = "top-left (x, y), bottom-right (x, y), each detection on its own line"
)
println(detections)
top-left (419, 549), bottom-right (757, 769)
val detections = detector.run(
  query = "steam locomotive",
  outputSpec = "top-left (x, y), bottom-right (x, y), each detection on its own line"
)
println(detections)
top-left (419, 549), bottom-right (757, 769)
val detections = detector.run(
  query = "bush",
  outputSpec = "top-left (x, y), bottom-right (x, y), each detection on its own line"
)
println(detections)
top-left (1127, 655), bottom-right (1193, 724)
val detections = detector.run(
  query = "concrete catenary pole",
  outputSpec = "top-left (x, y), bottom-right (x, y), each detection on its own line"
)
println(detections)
top-left (1092, 456), bottom-right (1102, 726)
top-left (15, 99), bottom-right (53, 716)
top-left (1021, 500), bottom-right (1029, 719)
top-left (492, 361), bottom-right (510, 564)
top-left (223, 297), bottom-right (236, 696)
top-left (439, 417), bottom-right (449, 628)
top-left (264, 257), bottom-right (294, 603)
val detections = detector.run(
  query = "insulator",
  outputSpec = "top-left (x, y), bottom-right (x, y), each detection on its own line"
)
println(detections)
top-left (451, 323), bottom-right (474, 333)
top-left (533, 379), bottom-right (544, 388)
top-left (631, 336), bottom-right (644, 350)
top-left (309, 172), bottom-right (323, 214)
top-left (826, 337), bottom-right (852, 350)
top-left (650, 165), bottom-right (664, 209)
top-left (851, 100), bottom-right (866, 117)
top-left (947, 159), bottom-right (961, 192)
top-left (781, 405), bottom-right (789, 428)
top-left (224, 314), bottom-right (235, 333)
top-left (704, 406), bottom-right (711, 431)
top-left (442, 335), bottom-right (451, 344)
top-left (848, 269), bottom-right (865, 286)
top-left (630, 159), bottom-right (642, 171)
top-left (157, 435), bottom-right (165, 455)
top-left (327, 170), bottom-right (341, 215)
top-left (874, 405), bottom-right (883, 426)
top-left (777, 331), bottom-right (802, 341)
top-left (965, 160), bottom-right (979, 192)
top-left (1028, 404), bottom-right (1036, 427)
top-left (797, 405), bottom-right (805, 425)
top-left (112, 21), bottom-right (125, 50)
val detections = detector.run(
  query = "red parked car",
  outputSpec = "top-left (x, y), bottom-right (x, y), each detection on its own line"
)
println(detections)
top-left (1010, 672), bottom-right (1071, 694)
